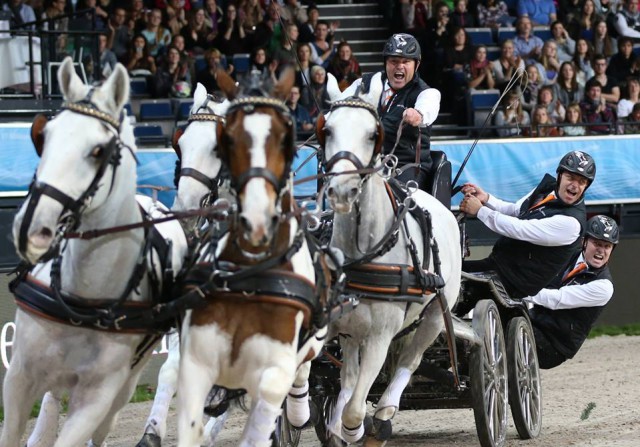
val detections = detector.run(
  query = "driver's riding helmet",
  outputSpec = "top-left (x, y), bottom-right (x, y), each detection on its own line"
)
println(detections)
top-left (585, 215), bottom-right (619, 246)
top-left (383, 33), bottom-right (422, 63)
top-left (556, 150), bottom-right (596, 188)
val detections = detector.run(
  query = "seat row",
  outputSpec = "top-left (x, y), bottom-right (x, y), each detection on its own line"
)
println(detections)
top-left (466, 26), bottom-right (552, 47)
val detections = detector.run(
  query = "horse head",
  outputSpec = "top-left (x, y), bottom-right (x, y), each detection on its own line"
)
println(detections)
top-left (214, 68), bottom-right (296, 249)
top-left (12, 56), bottom-right (135, 264)
top-left (318, 72), bottom-right (385, 214)
top-left (172, 83), bottom-right (229, 215)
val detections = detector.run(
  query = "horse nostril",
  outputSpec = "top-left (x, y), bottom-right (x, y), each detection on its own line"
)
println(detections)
top-left (239, 215), bottom-right (252, 233)
top-left (270, 215), bottom-right (279, 229)
top-left (327, 186), bottom-right (336, 198)
top-left (39, 227), bottom-right (53, 239)
top-left (348, 187), bottom-right (359, 200)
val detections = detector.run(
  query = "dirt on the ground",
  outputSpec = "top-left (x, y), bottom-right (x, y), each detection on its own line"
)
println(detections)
top-left (8, 335), bottom-right (640, 446)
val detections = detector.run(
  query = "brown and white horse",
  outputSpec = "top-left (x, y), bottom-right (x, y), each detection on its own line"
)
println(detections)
top-left (175, 69), bottom-right (330, 447)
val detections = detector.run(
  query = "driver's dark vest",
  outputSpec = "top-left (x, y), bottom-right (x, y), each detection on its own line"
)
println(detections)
top-left (360, 72), bottom-right (432, 173)
top-left (490, 174), bottom-right (586, 298)
top-left (530, 253), bottom-right (613, 359)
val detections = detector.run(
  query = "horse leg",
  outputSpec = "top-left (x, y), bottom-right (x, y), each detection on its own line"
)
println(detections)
top-left (52, 372), bottom-right (128, 447)
top-left (137, 331), bottom-right (181, 446)
top-left (325, 336), bottom-right (359, 442)
top-left (0, 362), bottom-right (42, 447)
top-left (341, 332), bottom-right (396, 444)
top-left (176, 344), bottom-right (217, 447)
top-left (239, 364), bottom-right (294, 447)
top-left (285, 361), bottom-right (311, 428)
top-left (201, 411), bottom-right (229, 447)
top-left (26, 391), bottom-right (62, 447)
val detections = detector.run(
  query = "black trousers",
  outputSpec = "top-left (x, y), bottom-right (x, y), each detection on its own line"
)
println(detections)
top-left (396, 165), bottom-right (428, 192)
top-left (531, 324), bottom-right (568, 369)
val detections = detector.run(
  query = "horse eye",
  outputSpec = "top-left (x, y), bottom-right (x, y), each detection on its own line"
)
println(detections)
top-left (91, 146), bottom-right (104, 159)
top-left (324, 128), bottom-right (332, 138)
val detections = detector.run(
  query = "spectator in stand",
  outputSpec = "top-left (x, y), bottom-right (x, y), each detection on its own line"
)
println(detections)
top-left (166, 0), bottom-right (189, 37)
top-left (401, 0), bottom-right (417, 32)
top-left (607, 36), bottom-right (640, 80)
top-left (559, 102), bottom-right (587, 135)
top-left (558, 0), bottom-right (583, 26)
top-left (300, 65), bottom-right (331, 122)
top-left (287, 85), bottom-right (314, 136)
top-left (538, 84), bottom-right (567, 121)
top-left (513, 15), bottom-right (545, 64)
top-left (328, 41), bottom-right (362, 91)
top-left (295, 42), bottom-right (316, 88)
top-left (591, 18), bottom-right (617, 59)
top-left (151, 45), bottom-right (192, 97)
top-left (468, 45), bottom-right (496, 89)
top-left (551, 21), bottom-right (576, 62)
top-left (298, 4), bottom-right (318, 44)
top-left (203, 0), bottom-right (223, 37)
top-left (580, 78), bottom-right (617, 133)
top-left (517, 0), bottom-right (557, 26)
top-left (129, 0), bottom-right (147, 33)
top-left (554, 61), bottom-right (585, 107)
top-left (309, 20), bottom-right (336, 69)
top-left (613, 0), bottom-right (640, 39)
top-left (443, 26), bottom-right (474, 114)
top-left (253, 2), bottom-right (282, 53)
top-left (97, 32), bottom-right (118, 80)
top-left (450, 0), bottom-right (477, 28)
top-left (537, 40), bottom-right (562, 84)
top-left (590, 53), bottom-right (621, 104)
top-left (249, 46), bottom-right (278, 83)
top-left (71, 0), bottom-right (108, 31)
top-left (181, 7), bottom-right (216, 56)
top-left (141, 8), bottom-right (172, 57)
top-left (195, 47), bottom-right (232, 94)
top-left (108, 7), bottom-right (132, 62)
top-left (413, 0), bottom-right (432, 38)
top-left (280, 0), bottom-right (307, 27)
top-left (523, 63), bottom-right (543, 111)
top-left (125, 33), bottom-right (157, 75)
top-left (216, 3), bottom-right (249, 57)
top-left (572, 38), bottom-right (596, 86)
top-left (424, 1), bottom-right (452, 78)
top-left (493, 88), bottom-right (531, 136)
top-left (240, 0), bottom-right (263, 34)
top-left (594, 0), bottom-right (618, 16)
top-left (568, 0), bottom-right (601, 41)
top-left (271, 22), bottom-right (298, 66)
top-left (491, 39), bottom-right (526, 90)
top-left (616, 75), bottom-right (640, 116)
top-left (41, 0), bottom-right (69, 57)
top-left (528, 103), bottom-right (561, 135)
top-left (619, 101), bottom-right (640, 132)
top-left (477, 0), bottom-right (517, 28)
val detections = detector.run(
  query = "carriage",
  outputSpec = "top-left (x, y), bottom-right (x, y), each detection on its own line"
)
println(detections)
top-left (4, 59), bottom-right (540, 447)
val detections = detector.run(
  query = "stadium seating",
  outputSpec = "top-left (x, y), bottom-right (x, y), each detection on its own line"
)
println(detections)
top-left (467, 88), bottom-right (501, 131)
top-left (232, 53), bottom-right (251, 74)
top-left (497, 27), bottom-right (517, 44)
top-left (129, 77), bottom-right (149, 97)
top-left (466, 28), bottom-right (494, 46)
top-left (133, 123), bottom-right (168, 146)
top-left (139, 99), bottom-right (174, 121)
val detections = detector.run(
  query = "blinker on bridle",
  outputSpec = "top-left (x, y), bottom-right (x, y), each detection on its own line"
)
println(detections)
top-left (19, 90), bottom-right (133, 261)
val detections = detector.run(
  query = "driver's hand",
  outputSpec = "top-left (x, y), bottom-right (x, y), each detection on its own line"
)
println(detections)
top-left (460, 194), bottom-right (483, 217)
top-left (461, 182), bottom-right (489, 204)
top-left (403, 108), bottom-right (423, 126)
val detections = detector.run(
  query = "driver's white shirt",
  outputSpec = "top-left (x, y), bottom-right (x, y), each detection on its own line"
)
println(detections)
top-left (342, 77), bottom-right (441, 127)
top-left (476, 191), bottom-right (582, 247)
top-left (524, 254), bottom-right (614, 309)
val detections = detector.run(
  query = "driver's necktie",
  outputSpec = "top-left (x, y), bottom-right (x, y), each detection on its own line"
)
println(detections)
top-left (562, 261), bottom-right (587, 283)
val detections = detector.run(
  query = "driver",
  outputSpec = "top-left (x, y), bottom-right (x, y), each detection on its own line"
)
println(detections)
top-left (340, 33), bottom-right (441, 191)
top-left (459, 151), bottom-right (595, 299)
top-left (526, 215), bottom-right (618, 369)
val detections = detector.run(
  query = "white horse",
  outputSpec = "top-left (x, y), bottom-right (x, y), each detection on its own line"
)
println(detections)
top-left (317, 72), bottom-right (462, 445)
top-left (2, 57), bottom-right (187, 447)
top-left (137, 83), bottom-right (230, 447)
top-left (175, 69), bottom-right (330, 447)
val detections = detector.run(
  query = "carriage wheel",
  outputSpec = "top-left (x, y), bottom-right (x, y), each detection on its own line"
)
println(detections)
top-left (271, 401), bottom-right (302, 447)
top-left (311, 395), bottom-right (347, 447)
top-left (470, 299), bottom-right (508, 447)
top-left (506, 316), bottom-right (542, 439)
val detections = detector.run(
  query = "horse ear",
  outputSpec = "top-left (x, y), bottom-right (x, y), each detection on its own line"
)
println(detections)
top-left (172, 127), bottom-right (184, 159)
top-left (193, 83), bottom-right (208, 109)
top-left (273, 67), bottom-right (295, 101)
top-left (315, 113), bottom-right (326, 147)
top-left (58, 56), bottom-right (87, 102)
top-left (216, 68), bottom-right (238, 100)
top-left (101, 63), bottom-right (130, 113)
top-left (31, 114), bottom-right (48, 157)
top-left (326, 73), bottom-right (342, 101)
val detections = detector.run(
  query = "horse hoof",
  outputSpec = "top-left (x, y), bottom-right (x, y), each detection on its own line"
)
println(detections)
top-left (369, 418), bottom-right (392, 442)
top-left (363, 414), bottom-right (373, 435)
top-left (135, 433), bottom-right (161, 447)
top-left (363, 436), bottom-right (387, 447)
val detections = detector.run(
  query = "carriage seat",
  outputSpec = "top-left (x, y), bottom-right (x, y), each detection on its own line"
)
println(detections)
top-left (426, 150), bottom-right (452, 209)
top-left (454, 271), bottom-right (529, 317)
